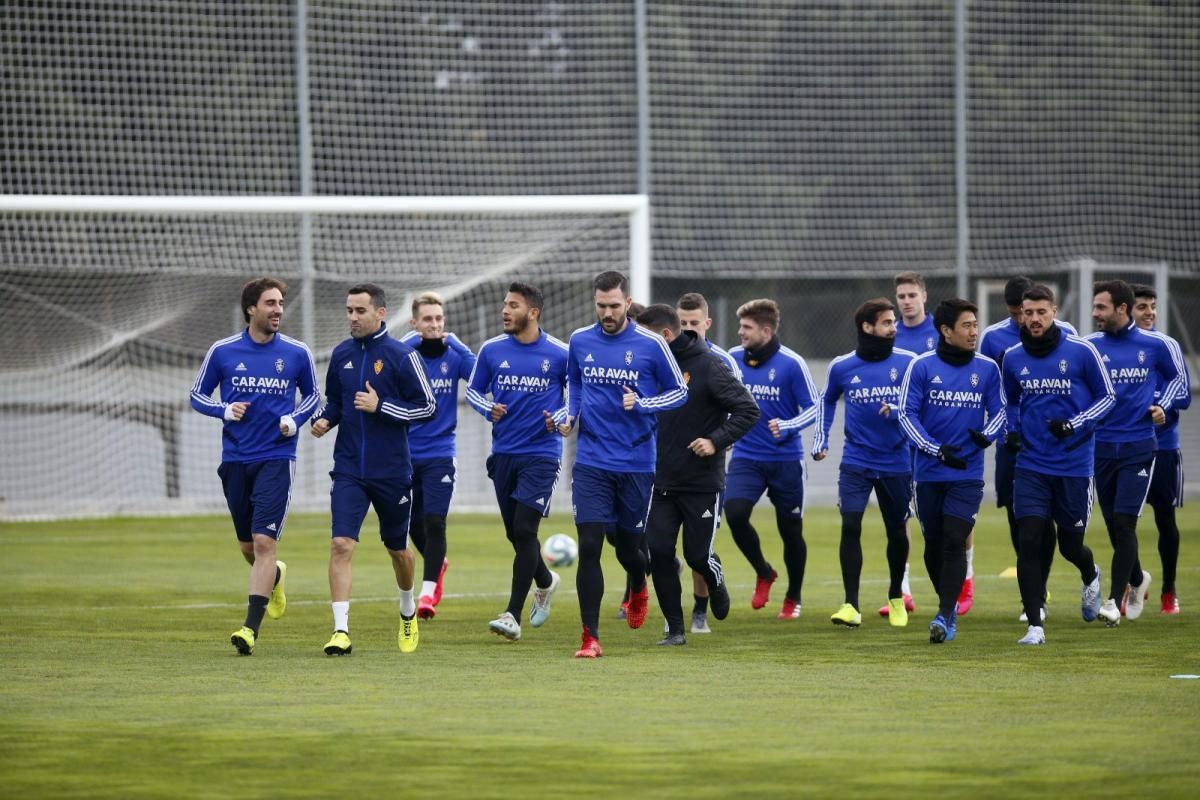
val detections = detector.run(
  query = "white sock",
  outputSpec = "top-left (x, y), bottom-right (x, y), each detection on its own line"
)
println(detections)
top-left (332, 600), bottom-right (349, 632)
top-left (965, 546), bottom-right (975, 579)
top-left (901, 562), bottom-right (911, 596)
top-left (398, 588), bottom-right (415, 618)
top-left (420, 580), bottom-right (437, 599)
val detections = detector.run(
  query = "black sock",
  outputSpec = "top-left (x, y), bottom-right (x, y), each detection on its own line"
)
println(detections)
top-left (693, 594), bottom-right (708, 615)
top-left (838, 512), bottom-right (864, 608)
top-left (613, 528), bottom-right (649, 593)
top-left (421, 515), bottom-right (448, 583)
top-left (1016, 518), bottom-right (1048, 626)
top-left (777, 512), bottom-right (806, 603)
top-left (885, 524), bottom-right (907, 599)
top-left (244, 594), bottom-right (269, 635)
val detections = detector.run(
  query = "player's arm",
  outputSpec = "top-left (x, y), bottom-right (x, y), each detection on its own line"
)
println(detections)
top-left (704, 357), bottom-right (760, 451)
top-left (373, 350), bottom-right (438, 425)
top-left (189, 343), bottom-right (237, 419)
top-left (465, 344), bottom-right (501, 420)
top-left (1151, 336), bottom-right (1186, 414)
top-left (1063, 341), bottom-right (1116, 436)
top-left (811, 361), bottom-right (841, 458)
top-left (558, 338), bottom-right (581, 433)
top-left (283, 344), bottom-right (322, 436)
top-left (897, 361), bottom-right (940, 456)
top-left (631, 337), bottom-right (687, 414)
top-left (775, 358), bottom-right (818, 433)
top-left (975, 362), bottom-right (1008, 443)
top-left (310, 354), bottom-right (344, 437)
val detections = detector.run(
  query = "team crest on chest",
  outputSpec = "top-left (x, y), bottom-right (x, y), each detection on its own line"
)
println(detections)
top-left (541, 358), bottom-right (550, 373)
top-left (1059, 359), bottom-right (1068, 374)
top-left (624, 350), bottom-right (634, 366)
top-left (768, 367), bottom-right (776, 382)
top-left (274, 358), bottom-right (284, 374)
top-left (440, 362), bottom-right (449, 375)
top-left (970, 373), bottom-right (979, 387)
top-left (374, 359), bottom-right (384, 375)
top-left (926, 337), bottom-right (934, 350)
top-left (1138, 350), bottom-right (1146, 364)
top-left (889, 367), bottom-right (898, 382)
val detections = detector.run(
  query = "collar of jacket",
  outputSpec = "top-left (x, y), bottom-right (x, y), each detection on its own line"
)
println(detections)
top-left (744, 334), bottom-right (781, 367)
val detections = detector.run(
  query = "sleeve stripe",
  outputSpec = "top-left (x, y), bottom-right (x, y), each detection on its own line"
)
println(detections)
top-left (898, 355), bottom-right (941, 456)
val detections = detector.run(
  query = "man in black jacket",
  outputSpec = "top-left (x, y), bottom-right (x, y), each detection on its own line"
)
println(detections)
top-left (636, 304), bottom-right (761, 645)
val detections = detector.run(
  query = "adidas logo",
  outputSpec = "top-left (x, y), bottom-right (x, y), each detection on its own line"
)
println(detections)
top-left (1137, 469), bottom-right (1148, 477)
top-left (701, 509), bottom-right (713, 519)
top-left (1103, 354), bottom-right (1112, 362)
top-left (931, 375), bottom-right (943, 384)
top-left (791, 507), bottom-right (801, 514)
top-left (440, 474), bottom-right (453, 483)
top-left (1075, 519), bottom-right (1085, 527)
top-left (535, 497), bottom-right (545, 506)
top-left (1020, 366), bottom-right (1030, 376)
top-left (343, 361), bottom-right (354, 370)
top-left (399, 496), bottom-right (409, 505)
top-left (499, 360), bottom-right (511, 369)
top-left (635, 521), bottom-right (643, 528)
top-left (584, 353), bottom-right (595, 362)
top-left (266, 522), bottom-right (277, 531)
top-left (235, 362), bottom-right (247, 372)
top-left (850, 375), bottom-right (862, 384)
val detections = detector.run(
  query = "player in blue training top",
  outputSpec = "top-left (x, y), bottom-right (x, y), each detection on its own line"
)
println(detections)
top-left (894, 271), bottom-right (938, 355)
top-left (977, 275), bottom-right (1078, 622)
top-left (813, 298), bottom-right (917, 629)
top-left (727, 298), bottom-right (819, 620)
top-left (898, 299), bottom-right (1006, 644)
top-left (1002, 284), bottom-right (1115, 645)
top-left (1131, 284), bottom-right (1191, 615)
top-left (400, 291), bottom-right (477, 620)
top-left (1086, 280), bottom-right (1187, 627)
top-left (466, 281), bottom-right (569, 643)
top-left (310, 284), bottom-right (436, 656)
top-left (190, 277), bottom-right (321, 655)
top-left (558, 270), bottom-right (687, 658)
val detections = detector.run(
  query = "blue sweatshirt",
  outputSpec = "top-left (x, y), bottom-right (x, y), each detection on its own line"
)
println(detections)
top-left (707, 340), bottom-right (739, 376)
top-left (978, 317), bottom-right (1077, 367)
top-left (399, 331), bottom-right (477, 461)
top-left (466, 330), bottom-right (569, 459)
top-left (566, 320), bottom-right (687, 473)
top-left (895, 316), bottom-right (937, 354)
top-left (813, 348), bottom-right (917, 473)
top-left (314, 323), bottom-right (437, 480)
top-left (729, 342), bottom-right (819, 463)
top-left (899, 350), bottom-right (1006, 482)
top-left (1086, 322), bottom-right (1186, 446)
top-left (190, 330), bottom-right (321, 464)
top-left (1002, 325), bottom-right (1115, 477)
top-left (1148, 328), bottom-right (1192, 450)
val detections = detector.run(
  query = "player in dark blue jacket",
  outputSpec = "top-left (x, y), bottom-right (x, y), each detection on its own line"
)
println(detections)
top-left (894, 271), bottom-right (938, 355)
top-left (899, 299), bottom-right (1006, 643)
top-left (559, 271), bottom-right (687, 658)
top-left (400, 292), bottom-right (477, 620)
top-left (466, 282), bottom-right (569, 643)
top-left (1087, 280), bottom-right (1187, 626)
top-left (727, 299), bottom-right (819, 620)
top-left (813, 298), bottom-right (917, 628)
top-left (310, 284), bottom-right (436, 656)
top-left (1002, 284), bottom-right (1115, 645)
top-left (1131, 284), bottom-right (1191, 615)
top-left (191, 277), bottom-right (320, 655)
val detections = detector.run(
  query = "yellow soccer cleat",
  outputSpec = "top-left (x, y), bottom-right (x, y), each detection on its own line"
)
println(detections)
top-left (266, 560), bottom-right (288, 620)
top-left (887, 597), bottom-right (909, 627)
top-left (398, 615), bottom-right (419, 653)
top-left (230, 626), bottom-right (255, 655)
top-left (323, 630), bottom-right (352, 656)
top-left (830, 603), bottom-right (862, 628)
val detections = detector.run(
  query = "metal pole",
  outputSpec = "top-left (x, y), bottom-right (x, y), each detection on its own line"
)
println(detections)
top-left (295, 0), bottom-right (317, 497)
top-left (954, 0), bottom-right (970, 299)
top-left (633, 0), bottom-right (653, 302)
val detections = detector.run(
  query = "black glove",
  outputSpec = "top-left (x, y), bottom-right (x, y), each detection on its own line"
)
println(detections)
top-left (1003, 431), bottom-right (1023, 454)
top-left (1048, 419), bottom-right (1074, 440)
top-left (968, 429), bottom-right (991, 449)
top-left (937, 444), bottom-right (967, 470)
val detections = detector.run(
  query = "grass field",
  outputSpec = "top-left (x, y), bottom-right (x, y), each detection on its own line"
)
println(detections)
top-left (2, 505), bottom-right (1199, 798)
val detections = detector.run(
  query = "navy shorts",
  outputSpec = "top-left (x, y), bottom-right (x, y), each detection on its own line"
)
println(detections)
top-left (1094, 439), bottom-right (1156, 522)
top-left (914, 480), bottom-right (984, 540)
top-left (1146, 448), bottom-right (1183, 510)
top-left (330, 473), bottom-right (413, 551)
top-left (412, 457), bottom-right (457, 518)
top-left (218, 459), bottom-right (294, 542)
top-left (726, 458), bottom-right (806, 518)
top-left (994, 445), bottom-right (1017, 508)
top-left (838, 464), bottom-right (912, 528)
top-left (488, 452), bottom-right (561, 518)
top-left (572, 463), bottom-right (654, 530)
top-left (1013, 468), bottom-right (1093, 537)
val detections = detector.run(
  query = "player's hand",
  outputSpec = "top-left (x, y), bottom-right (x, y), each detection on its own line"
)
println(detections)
top-left (1048, 419), bottom-right (1073, 439)
top-left (621, 385), bottom-right (638, 411)
top-left (968, 428), bottom-right (991, 449)
top-left (937, 444), bottom-right (967, 470)
top-left (813, 449), bottom-right (828, 461)
top-left (1003, 431), bottom-right (1023, 454)
top-left (490, 402), bottom-right (508, 422)
top-left (542, 410), bottom-right (557, 431)
top-left (224, 401), bottom-right (250, 422)
top-left (1149, 405), bottom-right (1166, 425)
top-left (354, 380), bottom-right (379, 413)
top-left (688, 437), bottom-right (716, 457)
top-left (557, 415), bottom-right (574, 437)
top-left (768, 418), bottom-right (782, 438)
top-left (878, 402), bottom-right (892, 419)
top-left (311, 418), bottom-right (331, 438)
top-left (279, 415), bottom-right (297, 438)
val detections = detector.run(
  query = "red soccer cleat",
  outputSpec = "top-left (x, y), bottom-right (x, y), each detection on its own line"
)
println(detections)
top-left (878, 594), bottom-right (916, 617)
top-left (417, 594), bottom-right (436, 620)
top-left (751, 568), bottom-right (778, 610)
top-left (432, 558), bottom-right (449, 606)
top-left (574, 627), bottom-right (603, 658)
top-left (956, 576), bottom-right (975, 616)
top-left (1161, 592), bottom-right (1181, 615)
top-left (777, 597), bottom-right (801, 619)
top-left (625, 585), bottom-right (650, 629)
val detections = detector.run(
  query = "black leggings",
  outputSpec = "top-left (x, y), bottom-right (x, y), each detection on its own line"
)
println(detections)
top-left (725, 500), bottom-right (806, 602)
top-left (577, 522), bottom-right (647, 637)
top-left (838, 512), bottom-right (907, 608)
top-left (501, 502), bottom-right (552, 618)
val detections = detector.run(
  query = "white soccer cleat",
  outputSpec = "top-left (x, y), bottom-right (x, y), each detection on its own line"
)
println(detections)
top-left (488, 611), bottom-right (522, 641)
top-left (1097, 598), bottom-right (1121, 627)
top-left (1125, 571), bottom-right (1151, 620)
top-left (1081, 567), bottom-right (1102, 622)
top-left (691, 612), bottom-right (712, 634)
top-left (529, 571), bottom-right (560, 628)
top-left (1017, 625), bottom-right (1046, 645)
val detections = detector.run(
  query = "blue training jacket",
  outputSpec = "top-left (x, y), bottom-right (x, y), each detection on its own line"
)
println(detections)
top-left (399, 331), bottom-right (477, 461)
top-left (729, 341), bottom-right (819, 463)
top-left (1086, 322), bottom-right (1186, 446)
top-left (814, 348), bottom-right (917, 473)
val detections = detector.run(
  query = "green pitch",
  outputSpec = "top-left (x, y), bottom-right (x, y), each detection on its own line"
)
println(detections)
top-left (2, 506), bottom-right (1198, 798)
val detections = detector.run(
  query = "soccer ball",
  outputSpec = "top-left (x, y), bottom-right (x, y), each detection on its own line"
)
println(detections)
top-left (541, 533), bottom-right (578, 567)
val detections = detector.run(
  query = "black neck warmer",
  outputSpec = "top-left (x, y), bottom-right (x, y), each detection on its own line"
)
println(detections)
top-left (416, 337), bottom-right (448, 358)
top-left (856, 331), bottom-right (895, 362)
top-left (936, 336), bottom-right (975, 367)
top-left (744, 335), bottom-right (781, 367)
top-left (1019, 321), bottom-right (1062, 358)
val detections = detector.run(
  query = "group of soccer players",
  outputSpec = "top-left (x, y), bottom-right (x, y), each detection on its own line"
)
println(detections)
top-left (191, 269), bottom-right (1189, 657)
